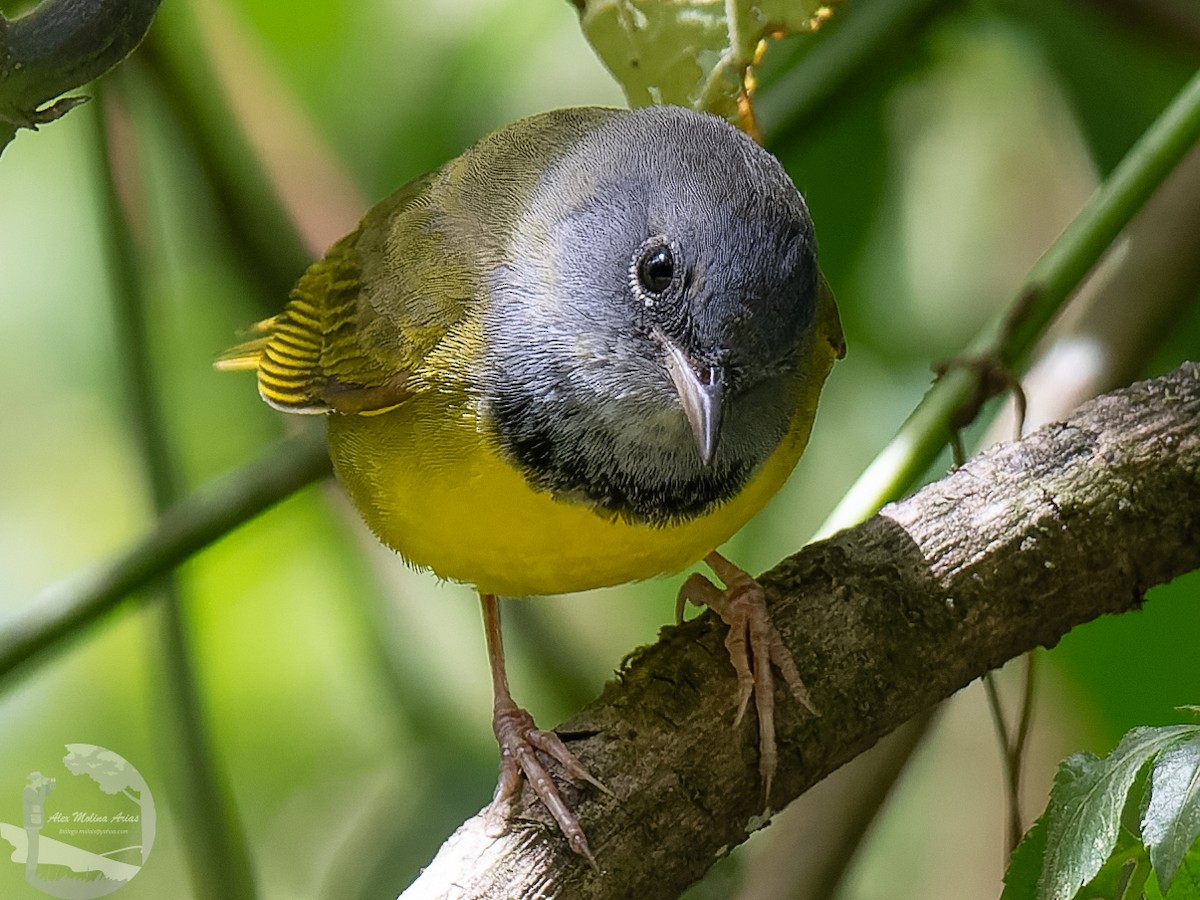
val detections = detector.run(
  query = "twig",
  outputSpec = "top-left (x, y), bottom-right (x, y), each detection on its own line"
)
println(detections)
top-left (983, 656), bottom-right (1037, 854)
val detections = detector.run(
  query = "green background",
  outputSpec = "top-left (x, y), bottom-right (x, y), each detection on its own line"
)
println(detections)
top-left (0, 0), bottom-right (1197, 897)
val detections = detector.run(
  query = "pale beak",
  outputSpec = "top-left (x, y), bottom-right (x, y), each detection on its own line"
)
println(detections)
top-left (659, 333), bottom-right (725, 465)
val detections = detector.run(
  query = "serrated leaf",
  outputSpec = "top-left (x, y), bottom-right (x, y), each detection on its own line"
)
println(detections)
top-left (1040, 726), bottom-right (1196, 900)
top-left (1144, 730), bottom-right (1200, 891)
top-left (1003, 814), bottom-right (1048, 899)
top-left (575, 0), bottom-right (831, 129)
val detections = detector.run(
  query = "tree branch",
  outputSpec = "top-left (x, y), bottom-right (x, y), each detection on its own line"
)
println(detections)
top-left (0, 0), bottom-right (160, 152)
top-left (402, 362), bottom-right (1200, 899)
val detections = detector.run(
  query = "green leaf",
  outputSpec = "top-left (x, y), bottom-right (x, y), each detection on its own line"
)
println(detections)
top-left (574, 0), bottom-right (827, 126)
top-left (1040, 726), bottom-right (1196, 900)
top-left (1005, 817), bottom-right (1150, 900)
top-left (1003, 814), bottom-right (1048, 900)
top-left (1144, 731), bottom-right (1200, 892)
top-left (1077, 828), bottom-right (1150, 900)
top-left (1164, 848), bottom-right (1200, 900)
top-left (1147, 841), bottom-right (1200, 899)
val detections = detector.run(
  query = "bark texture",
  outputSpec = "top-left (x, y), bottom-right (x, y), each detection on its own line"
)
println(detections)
top-left (402, 362), bottom-right (1200, 900)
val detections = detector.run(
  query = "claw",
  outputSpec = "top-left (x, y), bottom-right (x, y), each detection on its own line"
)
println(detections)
top-left (677, 552), bottom-right (817, 802)
top-left (479, 593), bottom-right (608, 864)
top-left (486, 698), bottom-right (608, 865)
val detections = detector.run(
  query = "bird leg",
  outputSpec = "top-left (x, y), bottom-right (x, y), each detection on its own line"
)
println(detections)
top-left (676, 551), bottom-right (817, 802)
top-left (479, 592), bottom-right (608, 863)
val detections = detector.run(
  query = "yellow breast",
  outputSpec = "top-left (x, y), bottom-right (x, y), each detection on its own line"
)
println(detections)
top-left (326, 389), bottom-right (819, 597)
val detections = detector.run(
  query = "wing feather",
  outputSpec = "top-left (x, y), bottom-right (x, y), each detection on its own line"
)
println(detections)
top-left (216, 173), bottom-right (463, 415)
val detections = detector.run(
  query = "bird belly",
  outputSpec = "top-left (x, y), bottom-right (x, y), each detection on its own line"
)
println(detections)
top-left (326, 393), bottom-right (811, 597)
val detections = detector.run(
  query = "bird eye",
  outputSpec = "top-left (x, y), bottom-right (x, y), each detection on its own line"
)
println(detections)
top-left (636, 244), bottom-right (675, 296)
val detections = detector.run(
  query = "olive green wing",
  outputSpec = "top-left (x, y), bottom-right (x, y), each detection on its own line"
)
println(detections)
top-left (216, 172), bottom-right (475, 415)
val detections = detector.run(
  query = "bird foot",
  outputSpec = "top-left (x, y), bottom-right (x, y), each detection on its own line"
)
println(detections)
top-left (677, 551), bottom-right (817, 801)
top-left (484, 697), bottom-right (610, 864)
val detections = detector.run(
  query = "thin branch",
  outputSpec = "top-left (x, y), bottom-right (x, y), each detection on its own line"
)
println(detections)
top-left (986, 140), bottom-right (1200, 443)
top-left (983, 656), bottom-right (1037, 853)
top-left (0, 431), bottom-right (331, 684)
top-left (1013, 656), bottom-right (1037, 835)
top-left (402, 362), bottom-right (1200, 899)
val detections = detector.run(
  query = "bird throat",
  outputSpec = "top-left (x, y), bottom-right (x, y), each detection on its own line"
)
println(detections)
top-left (484, 385), bottom-right (757, 525)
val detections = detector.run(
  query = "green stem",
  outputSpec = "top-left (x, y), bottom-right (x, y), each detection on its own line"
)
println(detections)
top-left (1115, 850), bottom-right (1153, 900)
top-left (816, 64), bottom-right (1200, 537)
top-left (94, 95), bottom-right (176, 509)
top-left (0, 431), bottom-right (330, 684)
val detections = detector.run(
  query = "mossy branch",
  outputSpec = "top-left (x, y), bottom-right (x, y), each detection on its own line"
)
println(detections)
top-left (401, 363), bottom-right (1200, 899)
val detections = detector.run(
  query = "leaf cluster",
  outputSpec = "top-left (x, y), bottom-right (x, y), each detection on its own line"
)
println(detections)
top-left (1005, 718), bottom-right (1200, 900)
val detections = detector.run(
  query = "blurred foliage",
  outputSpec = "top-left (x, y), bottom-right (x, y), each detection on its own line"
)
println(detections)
top-left (0, 0), bottom-right (1198, 898)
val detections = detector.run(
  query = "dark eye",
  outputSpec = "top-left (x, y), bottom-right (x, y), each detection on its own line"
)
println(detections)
top-left (637, 244), bottom-right (675, 295)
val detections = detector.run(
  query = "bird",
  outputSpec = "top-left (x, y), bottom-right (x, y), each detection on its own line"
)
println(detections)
top-left (218, 103), bottom-right (844, 861)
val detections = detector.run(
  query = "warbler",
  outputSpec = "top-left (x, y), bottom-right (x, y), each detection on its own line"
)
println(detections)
top-left (219, 103), bottom-right (844, 861)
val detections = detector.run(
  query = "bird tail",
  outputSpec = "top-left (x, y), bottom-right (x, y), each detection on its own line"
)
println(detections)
top-left (213, 318), bottom-right (277, 371)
